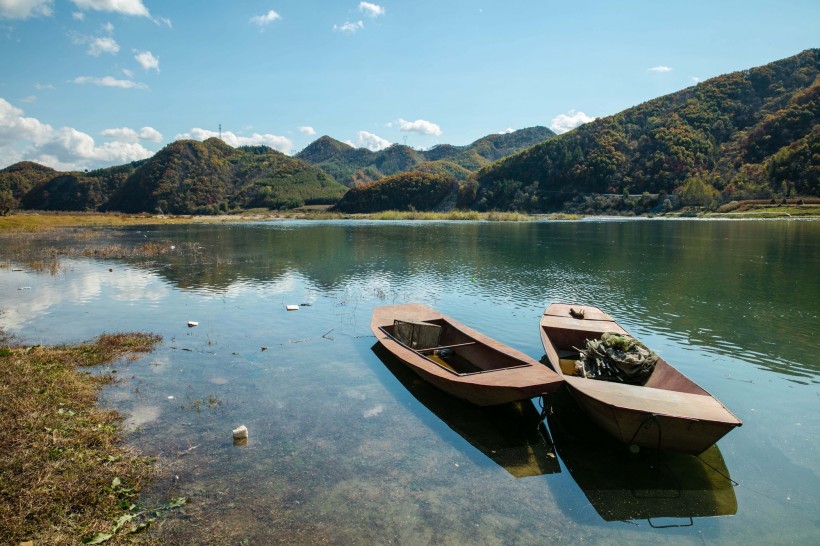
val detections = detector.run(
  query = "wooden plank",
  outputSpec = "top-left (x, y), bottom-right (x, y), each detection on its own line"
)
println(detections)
top-left (564, 376), bottom-right (740, 424)
top-left (416, 342), bottom-right (477, 353)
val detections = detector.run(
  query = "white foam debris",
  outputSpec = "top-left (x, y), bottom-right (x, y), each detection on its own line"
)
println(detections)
top-left (232, 425), bottom-right (248, 440)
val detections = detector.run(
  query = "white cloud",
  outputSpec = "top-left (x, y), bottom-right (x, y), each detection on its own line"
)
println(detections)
top-left (648, 65), bottom-right (672, 72)
top-left (71, 0), bottom-right (149, 17)
top-left (499, 127), bottom-right (515, 134)
top-left (0, 97), bottom-right (52, 147)
top-left (174, 128), bottom-right (294, 155)
top-left (100, 125), bottom-right (162, 143)
top-left (363, 404), bottom-right (384, 418)
top-left (397, 118), bottom-right (442, 136)
top-left (72, 10), bottom-right (84, 20)
top-left (0, 97), bottom-right (154, 170)
top-left (101, 127), bottom-right (138, 142)
top-left (21, 95), bottom-right (36, 103)
top-left (134, 50), bottom-right (159, 72)
top-left (250, 9), bottom-right (280, 26)
top-left (72, 75), bottom-right (147, 89)
top-left (298, 126), bottom-right (316, 136)
top-left (359, 2), bottom-right (385, 17)
top-left (138, 126), bottom-right (162, 142)
top-left (549, 110), bottom-right (596, 134)
top-left (34, 83), bottom-right (54, 90)
top-left (0, 0), bottom-right (53, 19)
top-left (692, 76), bottom-right (702, 83)
top-left (351, 130), bottom-right (390, 151)
top-left (334, 20), bottom-right (364, 33)
top-left (87, 36), bottom-right (119, 56)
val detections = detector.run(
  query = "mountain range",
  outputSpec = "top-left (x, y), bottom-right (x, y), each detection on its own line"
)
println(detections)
top-left (296, 126), bottom-right (556, 186)
top-left (1, 49), bottom-right (817, 216)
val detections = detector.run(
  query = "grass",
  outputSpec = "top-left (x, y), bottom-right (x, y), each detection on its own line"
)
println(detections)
top-left (0, 209), bottom-right (579, 232)
top-left (0, 212), bottom-right (201, 233)
top-left (709, 204), bottom-right (820, 218)
top-left (1, 205), bottom-right (814, 234)
top-left (365, 210), bottom-right (564, 221)
top-left (0, 331), bottom-right (165, 544)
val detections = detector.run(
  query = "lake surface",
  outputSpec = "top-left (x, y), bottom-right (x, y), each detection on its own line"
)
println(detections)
top-left (1, 219), bottom-right (819, 544)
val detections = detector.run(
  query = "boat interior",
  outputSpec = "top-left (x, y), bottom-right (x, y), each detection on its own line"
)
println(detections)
top-left (381, 318), bottom-right (530, 376)
top-left (541, 324), bottom-right (706, 395)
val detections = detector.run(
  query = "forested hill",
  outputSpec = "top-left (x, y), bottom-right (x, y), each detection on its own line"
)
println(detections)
top-left (1, 139), bottom-right (347, 214)
top-left (475, 49), bottom-right (819, 211)
top-left (105, 138), bottom-right (345, 214)
top-left (296, 126), bottom-right (556, 186)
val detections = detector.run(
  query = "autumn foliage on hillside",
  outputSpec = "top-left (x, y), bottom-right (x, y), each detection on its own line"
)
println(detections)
top-left (296, 127), bottom-right (555, 187)
top-left (476, 49), bottom-right (819, 211)
top-left (333, 172), bottom-right (458, 213)
top-left (1, 139), bottom-right (347, 214)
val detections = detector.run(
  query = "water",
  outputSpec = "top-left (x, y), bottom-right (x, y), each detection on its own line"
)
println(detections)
top-left (1, 219), bottom-right (818, 544)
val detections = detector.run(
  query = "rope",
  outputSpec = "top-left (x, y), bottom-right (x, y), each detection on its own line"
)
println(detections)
top-left (627, 413), bottom-right (663, 452)
top-left (537, 395), bottom-right (555, 446)
top-left (696, 454), bottom-right (740, 487)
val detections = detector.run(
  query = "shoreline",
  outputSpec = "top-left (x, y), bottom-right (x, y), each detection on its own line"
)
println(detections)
top-left (0, 332), bottom-right (169, 544)
top-left (0, 205), bottom-right (818, 232)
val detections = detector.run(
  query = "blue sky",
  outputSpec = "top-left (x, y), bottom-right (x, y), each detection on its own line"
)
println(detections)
top-left (1, 0), bottom-right (817, 170)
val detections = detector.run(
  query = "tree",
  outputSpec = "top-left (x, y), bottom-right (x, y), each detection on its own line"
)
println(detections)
top-left (0, 190), bottom-right (16, 215)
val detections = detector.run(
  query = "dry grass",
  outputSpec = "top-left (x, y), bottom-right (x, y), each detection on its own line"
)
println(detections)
top-left (0, 212), bottom-right (197, 233)
top-left (0, 331), bottom-right (164, 545)
top-left (710, 203), bottom-right (820, 218)
top-left (0, 210), bottom-right (581, 231)
top-left (367, 210), bottom-right (542, 221)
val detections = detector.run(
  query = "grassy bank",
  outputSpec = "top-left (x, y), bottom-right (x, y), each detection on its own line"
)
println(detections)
top-left (1, 206), bottom-right (816, 233)
top-left (0, 331), bottom-right (165, 544)
top-left (0, 210), bottom-right (586, 231)
top-left (707, 203), bottom-right (820, 218)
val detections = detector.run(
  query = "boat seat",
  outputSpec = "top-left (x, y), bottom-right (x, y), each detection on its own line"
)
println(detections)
top-left (415, 341), bottom-right (478, 354)
top-left (393, 319), bottom-right (442, 350)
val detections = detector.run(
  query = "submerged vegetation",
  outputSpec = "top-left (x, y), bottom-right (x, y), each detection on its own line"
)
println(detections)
top-left (0, 331), bottom-right (167, 544)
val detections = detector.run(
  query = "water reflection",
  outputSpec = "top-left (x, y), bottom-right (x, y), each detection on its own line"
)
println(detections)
top-left (372, 343), bottom-right (560, 478)
top-left (102, 221), bottom-right (820, 379)
top-left (547, 390), bottom-right (738, 525)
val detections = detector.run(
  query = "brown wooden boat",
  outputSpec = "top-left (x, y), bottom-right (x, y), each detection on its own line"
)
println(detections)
top-left (371, 303), bottom-right (563, 406)
top-left (540, 303), bottom-right (742, 455)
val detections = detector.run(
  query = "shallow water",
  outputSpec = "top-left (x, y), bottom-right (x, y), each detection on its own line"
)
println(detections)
top-left (1, 219), bottom-right (819, 544)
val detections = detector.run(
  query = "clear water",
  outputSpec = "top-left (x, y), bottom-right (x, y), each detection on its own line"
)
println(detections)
top-left (1, 219), bottom-right (818, 544)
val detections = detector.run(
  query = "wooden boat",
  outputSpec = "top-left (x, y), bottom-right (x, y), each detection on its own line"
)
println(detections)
top-left (540, 303), bottom-right (741, 455)
top-left (371, 303), bottom-right (563, 406)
